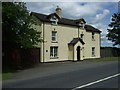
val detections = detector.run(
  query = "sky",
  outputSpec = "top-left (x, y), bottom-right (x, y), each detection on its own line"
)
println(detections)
top-left (25, 2), bottom-right (118, 47)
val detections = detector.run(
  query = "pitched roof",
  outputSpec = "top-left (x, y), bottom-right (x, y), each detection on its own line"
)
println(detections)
top-left (84, 25), bottom-right (101, 33)
top-left (68, 38), bottom-right (85, 46)
top-left (31, 12), bottom-right (101, 33)
top-left (47, 13), bottom-right (60, 19)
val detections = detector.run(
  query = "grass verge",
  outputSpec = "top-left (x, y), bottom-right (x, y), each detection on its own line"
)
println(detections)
top-left (2, 57), bottom-right (120, 80)
top-left (2, 73), bottom-right (13, 80)
top-left (2, 67), bottom-right (17, 80)
top-left (89, 57), bottom-right (120, 61)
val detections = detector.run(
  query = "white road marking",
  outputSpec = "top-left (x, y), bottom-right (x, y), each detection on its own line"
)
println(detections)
top-left (72, 73), bottom-right (120, 90)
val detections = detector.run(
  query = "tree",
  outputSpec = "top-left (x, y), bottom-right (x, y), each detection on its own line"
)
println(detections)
top-left (2, 2), bottom-right (42, 48)
top-left (107, 13), bottom-right (120, 46)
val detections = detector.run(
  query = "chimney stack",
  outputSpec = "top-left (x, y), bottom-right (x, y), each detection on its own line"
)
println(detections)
top-left (56, 6), bottom-right (62, 18)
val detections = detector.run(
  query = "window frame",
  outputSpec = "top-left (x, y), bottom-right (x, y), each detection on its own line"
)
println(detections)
top-left (80, 34), bottom-right (84, 40)
top-left (92, 32), bottom-right (95, 41)
top-left (52, 31), bottom-right (57, 42)
top-left (50, 46), bottom-right (58, 58)
top-left (92, 47), bottom-right (95, 56)
top-left (51, 17), bottom-right (57, 25)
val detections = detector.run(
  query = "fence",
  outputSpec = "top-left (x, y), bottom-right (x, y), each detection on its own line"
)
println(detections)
top-left (2, 48), bottom-right (40, 69)
top-left (100, 47), bottom-right (120, 58)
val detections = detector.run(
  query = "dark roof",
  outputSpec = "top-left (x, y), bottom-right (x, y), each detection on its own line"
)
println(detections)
top-left (31, 12), bottom-right (49, 22)
top-left (68, 38), bottom-right (85, 45)
top-left (84, 25), bottom-right (101, 33)
top-left (47, 13), bottom-right (60, 19)
top-left (31, 12), bottom-right (101, 33)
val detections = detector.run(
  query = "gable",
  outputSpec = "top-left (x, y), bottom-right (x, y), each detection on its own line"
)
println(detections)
top-left (68, 38), bottom-right (85, 46)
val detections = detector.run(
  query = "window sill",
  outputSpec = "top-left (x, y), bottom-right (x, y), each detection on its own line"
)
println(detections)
top-left (51, 24), bottom-right (58, 26)
top-left (50, 57), bottom-right (59, 59)
top-left (51, 41), bottom-right (58, 43)
top-left (92, 39), bottom-right (95, 41)
top-left (92, 55), bottom-right (95, 57)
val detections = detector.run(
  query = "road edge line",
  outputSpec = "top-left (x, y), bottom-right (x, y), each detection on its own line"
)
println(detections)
top-left (72, 73), bottom-right (120, 90)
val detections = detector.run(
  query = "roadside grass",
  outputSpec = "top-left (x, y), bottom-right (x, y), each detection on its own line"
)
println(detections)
top-left (2, 57), bottom-right (120, 80)
top-left (2, 66), bottom-right (17, 80)
top-left (2, 73), bottom-right (13, 80)
top-left (89, 57), bottom-right (120, 61)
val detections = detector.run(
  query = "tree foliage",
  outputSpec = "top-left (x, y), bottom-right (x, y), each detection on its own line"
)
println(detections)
top-left (107, 13), bottom-right (120, 46)
top-left (2, 2), bottom-right (42, 48)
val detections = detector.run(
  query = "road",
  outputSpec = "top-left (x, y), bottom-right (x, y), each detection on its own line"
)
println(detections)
top-left (2, 60), bottom-right (119, 89)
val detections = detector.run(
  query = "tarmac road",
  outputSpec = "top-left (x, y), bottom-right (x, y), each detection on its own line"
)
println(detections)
top-left (2, 60), bottom-right (119, 89)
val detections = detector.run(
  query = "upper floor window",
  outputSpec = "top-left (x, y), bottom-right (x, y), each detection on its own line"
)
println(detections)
top-left (92, 47), bottom-right (95, 56)
top-left (51, 17), bottom-right (57, 25)
top-left (79, 23), bottom-right (85, 29)
top-left (80, 34), bottom-right (84, 40)
top-left (92, 32), bottom-right (95, 40)
top-left (52, 31), bottom-right (57, 42)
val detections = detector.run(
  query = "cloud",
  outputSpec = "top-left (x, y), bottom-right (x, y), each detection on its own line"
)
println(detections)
top-left (26, 2), bottom-right (105, 19)
top-left (94, 9), bottom-right (109, 22)
top-left (88, 9), bottom-right (110, 24)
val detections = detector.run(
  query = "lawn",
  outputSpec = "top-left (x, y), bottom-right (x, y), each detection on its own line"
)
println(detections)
top-left (88, 57), bottom-right (120, 61)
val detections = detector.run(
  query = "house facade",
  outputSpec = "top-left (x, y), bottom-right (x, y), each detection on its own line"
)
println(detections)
top-left (31, 7), bottom-right (101, 62)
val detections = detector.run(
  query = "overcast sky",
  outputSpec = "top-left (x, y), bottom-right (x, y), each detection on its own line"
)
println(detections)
top-left (25, 2), bottom-right (118, 47)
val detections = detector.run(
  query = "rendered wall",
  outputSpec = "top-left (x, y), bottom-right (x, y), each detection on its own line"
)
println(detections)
top-left (43, 22), bottom-right (78, 62)
top-left (37, 22), bottom-right (100, 62)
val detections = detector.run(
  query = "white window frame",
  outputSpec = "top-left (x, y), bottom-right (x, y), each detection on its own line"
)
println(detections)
top-left (51, 17), bottom-right (57, 25)
top-left (79, 23), bottom-right (85, 29)
top-left (80, 34), bottom-right (84, 40)
top-left (52, 31), bottom-right (57, 42)
top-left (92, 47), bottom-right (95, 56)
top-left (92, 32), bottom-right (95, 40)
top-left (50, 46), bottom-right (58, 58)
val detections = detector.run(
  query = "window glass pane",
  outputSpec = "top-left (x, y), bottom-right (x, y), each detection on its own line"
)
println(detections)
top-left (52, 32), bottom-right (56, 36)
top-left (54, 47), bottom-right (58, 57)
top-left (52, 17), bottom-right (56, 21)
top-left (52, 21), bottom-right (56, 24)
top-left (92, 47), bottom-right (95, 56)
top-left (81, 34), bottom-right (84, 40)
top-left (50, 47), bottom-right (58, 58)
top-left (50, 47), bottom-right (53, 57)
top-left (52, 32), bottom-right (56, 41)
top-left (92, 32), bottom-right (94, 39)
top-left (52, 37), bottom-right (56, 41)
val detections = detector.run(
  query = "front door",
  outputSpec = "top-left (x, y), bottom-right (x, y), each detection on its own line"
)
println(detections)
top-left (77, 46), bottom-right (80, 60)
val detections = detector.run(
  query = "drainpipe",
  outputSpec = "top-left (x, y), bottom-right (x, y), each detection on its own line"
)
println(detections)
top-left (73, 45), bottom-right (74, 61)
top-left (100, 32), bottom-right (101, 58)
top-left (43, 21), bottom-right (45, 62)
top-left (78, 26), bottom-right (79, 38)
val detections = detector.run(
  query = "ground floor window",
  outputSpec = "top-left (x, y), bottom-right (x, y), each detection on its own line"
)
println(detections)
top-left (92, 47), bottom-right (95, 56)
top-left (50, 46), bottom-right (58, 58)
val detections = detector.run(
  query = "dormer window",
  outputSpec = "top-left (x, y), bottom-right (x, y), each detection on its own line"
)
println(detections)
top-left (79, 23), bottom-right (83, 27)
top-left (51, 17), bottom-right (57, 25)
top-left (78, 22), bottom-right (85, 29)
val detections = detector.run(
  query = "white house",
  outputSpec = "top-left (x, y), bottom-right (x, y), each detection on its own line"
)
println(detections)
top-left (31, 7), bottom-right (101, 62)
